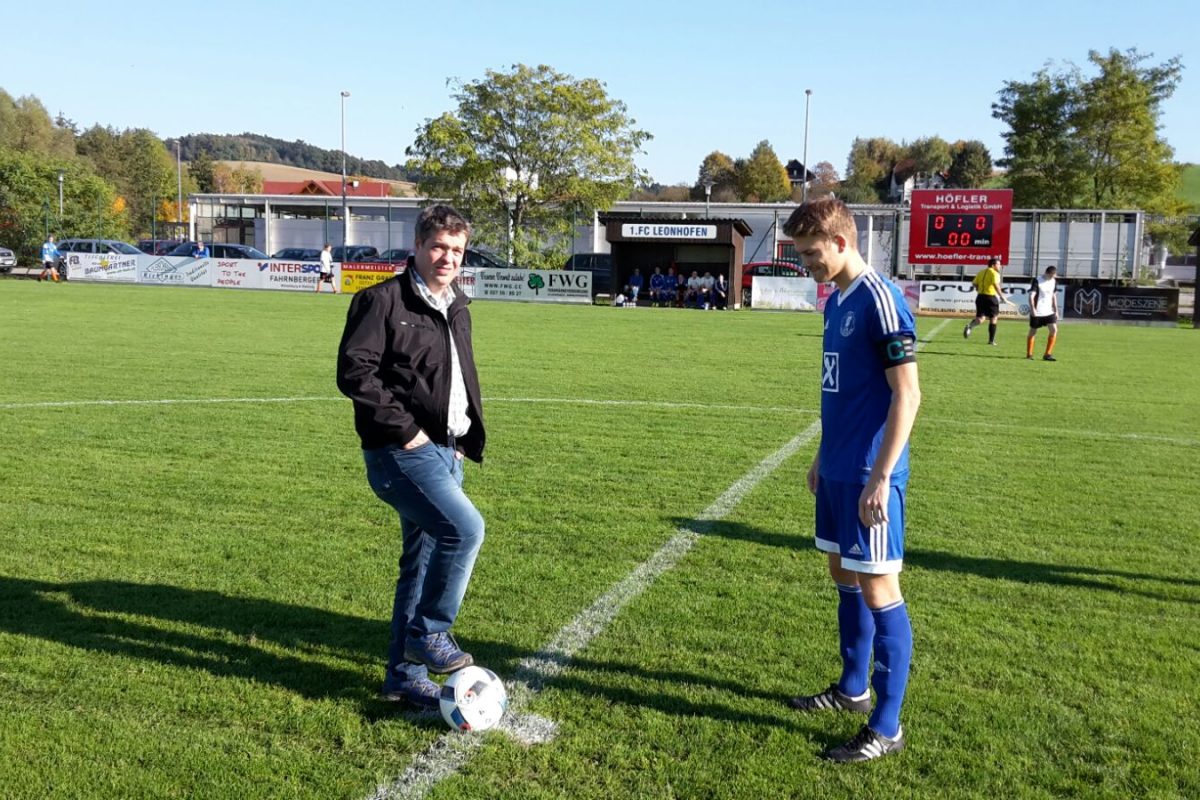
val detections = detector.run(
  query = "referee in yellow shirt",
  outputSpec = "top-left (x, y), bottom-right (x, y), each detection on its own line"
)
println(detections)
top-left (963, 257), bottom-right (1015, 346)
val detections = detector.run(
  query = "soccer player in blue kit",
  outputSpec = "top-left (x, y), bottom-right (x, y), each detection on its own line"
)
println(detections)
top-left (783, 198), bottom-right (921, 762)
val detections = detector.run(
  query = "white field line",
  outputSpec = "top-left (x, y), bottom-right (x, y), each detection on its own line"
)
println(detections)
top-left (366, 420), bottom-right (823, 800)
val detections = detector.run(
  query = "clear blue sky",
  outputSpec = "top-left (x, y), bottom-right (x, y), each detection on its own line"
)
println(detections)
top-left (5, 0), bottom-right (1197, 185)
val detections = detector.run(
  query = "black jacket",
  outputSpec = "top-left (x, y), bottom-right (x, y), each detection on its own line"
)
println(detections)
top-left (336, 270), bottom-right (486, 462)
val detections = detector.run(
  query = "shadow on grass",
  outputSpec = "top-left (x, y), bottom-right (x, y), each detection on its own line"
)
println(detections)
top-left (0, 576), bottom-right (396, 707)
top-left (681, 517), bottom-right (1199, 604)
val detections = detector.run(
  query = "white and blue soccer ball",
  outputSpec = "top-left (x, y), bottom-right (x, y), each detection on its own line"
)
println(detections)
top-left (439, 666), bottom-right (507, 732)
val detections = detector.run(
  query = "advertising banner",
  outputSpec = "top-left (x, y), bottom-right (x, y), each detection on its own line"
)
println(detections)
top-left (474, 268), bottom-right (591, 303)
top-left (752, 277), bottom-right (819, 310)
top-left (341, 261), bottom-right (399, 294)
top-left (214, 258), bottom-right (262, 289)
top-left (64, 252), bottom-right (138, 282)
top-left (1065, 285), bottom-right (1178, 324)
top-left (917, 280), bottom-right (1065, 317)
top-left (257, 259), bottom-right (323, 291)
top-left (137, 256), bottom-right (213, 287)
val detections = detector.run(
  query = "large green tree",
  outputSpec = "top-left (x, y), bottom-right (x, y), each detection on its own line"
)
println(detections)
top-left (993, 48), bottom-right (1182, 209)
top-left (947, 140), bottom-right (994, 188)
top-left (842, 137), bottom-right (901, 202)
top-left (406, 63), bottom-right (651, 269)
top-left (737, 140), bottom-right (790, 202)
top-left (693, 151), bottom-right (738, 202)
top-left (0, 90), bottom-right (75, 159)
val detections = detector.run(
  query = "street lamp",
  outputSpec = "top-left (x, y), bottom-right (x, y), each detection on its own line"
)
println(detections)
top-left (703, 179), bottom-right (714, 218)
top-left (340, 90), bottom-right (350, 250)
top-left (801, 88), bottom-right (813, 203)
top-left (57, 169), bottom-right (64, 217)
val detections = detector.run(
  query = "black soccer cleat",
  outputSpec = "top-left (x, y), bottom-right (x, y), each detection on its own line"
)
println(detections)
top-left (823, 724), bottom-right (906, 763)
top-left (1043, 354), bottom-right (1057, 361)
top-left (788, 683), bottom-right (871, 714)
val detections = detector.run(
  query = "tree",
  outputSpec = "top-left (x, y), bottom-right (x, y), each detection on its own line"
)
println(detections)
top-left (1075, 48), bottom-right (1182, 208)
top-left (947, 140), bottom-right (994, 188)
top-left (792, 160), bottom-right (839, 202)
top-left (737, 140), bottom-right (790, 202)
top-left (904, 136), bottom-right (953, 178)
top-left (842, 137), bottom-right (901, 203)
top-left (0, 149), bottom-right (123, 261)
top-left (993, 48), bottom-right (1182, 209)
top-left (693, 151), bottom-right (738, 200)
top-left (406, 63), bottom-right (651, 269)
top-left (0, 90), bottom-right (75, 158)
top-left (189, 150), bottom-right (216, 193)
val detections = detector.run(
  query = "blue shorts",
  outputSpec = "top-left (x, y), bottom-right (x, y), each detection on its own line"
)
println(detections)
top-left (814, 478), bottom-right (906, 574)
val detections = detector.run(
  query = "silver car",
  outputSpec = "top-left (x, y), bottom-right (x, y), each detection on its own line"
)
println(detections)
top-left (0, 247), bottom-right (15, 273)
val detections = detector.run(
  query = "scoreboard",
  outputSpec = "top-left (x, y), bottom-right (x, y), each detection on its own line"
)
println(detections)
top-left (908, 189), bottom-right (1012, 266)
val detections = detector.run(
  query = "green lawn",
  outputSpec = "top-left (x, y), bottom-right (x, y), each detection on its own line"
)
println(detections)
top-left (1, 282), bottom-right (1197, 799)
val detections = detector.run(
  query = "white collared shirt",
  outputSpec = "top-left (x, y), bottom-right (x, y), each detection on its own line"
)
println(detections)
top-left (412, 271), bottom-right (471, 437)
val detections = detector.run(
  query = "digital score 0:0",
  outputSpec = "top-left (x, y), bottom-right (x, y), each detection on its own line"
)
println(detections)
top-left (927, 213), bottom-right (994, 248)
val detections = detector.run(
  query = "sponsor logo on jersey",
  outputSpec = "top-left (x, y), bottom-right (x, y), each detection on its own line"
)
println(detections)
top-left (822, 352), bottom-right (839, 392)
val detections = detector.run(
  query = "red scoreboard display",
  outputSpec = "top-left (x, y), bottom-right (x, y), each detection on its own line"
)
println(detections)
top-left (907, 189), bottom-right (1013, 266)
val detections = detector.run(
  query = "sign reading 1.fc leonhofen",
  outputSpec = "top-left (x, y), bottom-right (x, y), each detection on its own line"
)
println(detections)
top-left (908, 189), bottom-right (1013, 266)
top-left (621, 223), bottom-right (717, 240)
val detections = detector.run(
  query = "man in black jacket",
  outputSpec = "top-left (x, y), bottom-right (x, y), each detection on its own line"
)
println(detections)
top-left (337, 204), bottom-right (486, 707)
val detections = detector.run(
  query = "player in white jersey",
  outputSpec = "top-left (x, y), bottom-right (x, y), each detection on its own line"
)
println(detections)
top-left (1026, 266), bottom-right (1059, 361)
top-left (782, 198), bottom-right (921, 763)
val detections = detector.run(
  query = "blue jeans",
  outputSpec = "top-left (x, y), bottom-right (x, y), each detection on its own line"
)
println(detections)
top-left (364, 440), bottom-right (485, 682)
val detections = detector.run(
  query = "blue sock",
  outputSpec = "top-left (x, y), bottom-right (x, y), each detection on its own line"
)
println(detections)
top-left (836, 584), bottom-right (874, 698)
top-left (868, 601), bottom-right (912, 739)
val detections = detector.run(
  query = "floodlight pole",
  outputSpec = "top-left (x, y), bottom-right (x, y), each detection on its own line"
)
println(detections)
top-left (703, 180), bottom-right (713, 218)
top-left (57, 169), bottom-right (64, 217)
top-left (802, 89), bottom-right (813, 203)
top-left (341, 90), bottom-right (350, 250)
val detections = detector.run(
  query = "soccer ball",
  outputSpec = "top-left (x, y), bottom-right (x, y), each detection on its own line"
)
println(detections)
top-left (439, 666), bottom-right (507, 732)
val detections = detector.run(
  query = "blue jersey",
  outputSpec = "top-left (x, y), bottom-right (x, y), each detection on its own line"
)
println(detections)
top-left (41, 242), bottom-right (59, 262)
top-left (819, 269), bottom-right (916, 484)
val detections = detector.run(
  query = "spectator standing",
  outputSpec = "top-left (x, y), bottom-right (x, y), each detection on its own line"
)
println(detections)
top-left (628, 268), bottom-right (643, 306)
top-left (192, 241), bottom-right (210, 258)
top-left (38, 235), bottom-right (60, 283)
top-left (336, 204), bottom-right (487, 708)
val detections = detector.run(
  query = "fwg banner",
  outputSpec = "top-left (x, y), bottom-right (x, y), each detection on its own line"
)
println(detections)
top-left (474, 268), bottom-right (591, 303)
top-left (66, 252), bottom-right (138, 282)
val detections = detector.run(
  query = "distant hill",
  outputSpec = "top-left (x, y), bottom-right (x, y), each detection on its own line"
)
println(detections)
top-left (169, 132), bottom-right (416, 182)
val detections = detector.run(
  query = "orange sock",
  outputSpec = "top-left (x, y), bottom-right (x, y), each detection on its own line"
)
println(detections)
top-left (1046, 333), bottom-right (1057, 356)
top-left (1026, 336), bottom-right (1035, 358)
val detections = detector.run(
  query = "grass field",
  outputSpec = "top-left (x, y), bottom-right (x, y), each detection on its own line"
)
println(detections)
top-left (1, 282), bottom-right (1198, 799)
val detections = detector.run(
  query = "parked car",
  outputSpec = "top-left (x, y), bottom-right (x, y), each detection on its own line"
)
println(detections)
top-left (165, 242), bottom-right (269, 259)
top-left (270, 247), bottom-right (322, 261)
top-left (374, 248), bottom-right (411, 264)
top-left (136, 239), bottom-right (179, 255)
top-left (0, 247), bottom-right (16, 273)
top-left (331, 245), bottom-right (379, 262)
top-left (57, 238), bottom-right (143, 256)
top-left (563, 253), bottom-right (612, 295)
top-left (464, 247), bottom-right (513, 271)
top-left (741, 259), bottom-right (808, 306)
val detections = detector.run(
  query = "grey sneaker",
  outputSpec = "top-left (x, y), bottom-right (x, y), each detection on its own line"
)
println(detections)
top-left (788, 683), bottom-right (871, 714)
top-left (403, 632), bottom-right (473, 674)
top-left (823, 724), bottom-right (905, 762)
top-left (962, 325), bottom-right (970, 339)
top-left (380, 676), bottom-right (440, 708)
